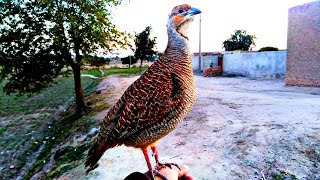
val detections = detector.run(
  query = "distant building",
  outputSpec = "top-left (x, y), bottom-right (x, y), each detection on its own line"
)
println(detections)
top-left (286, 1), bottom-right (320, 86)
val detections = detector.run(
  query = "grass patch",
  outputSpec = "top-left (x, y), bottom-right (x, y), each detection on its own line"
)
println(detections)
top-left (24, 83), bottom-right (109, 179)
top-left (81, 69), bottom-right (102, 77)
top-left (47, 163), bottom-right (76, 179)
top-left (48, 143), bottom-right (91, 178)
top-left (1, 67), bottom-right (142, 179)
top-left (0, 127), bottom-right (6, 136)
top-left (24, 100), bottom-right (105, 179)
top-left (0, 77), bottom-right (99, 117)
top-left (54, 144), bottom-right (90, 166)
top-left (103, 67), bottom-right (147, 76)
top-left (272, 170), bottom-right (298, 180)
top-left (82, 67), bottom-right (148, 78)
top-left (0, 76), bottom-right (100, 179)
top-left (24, 113), bottom-right (84, 179)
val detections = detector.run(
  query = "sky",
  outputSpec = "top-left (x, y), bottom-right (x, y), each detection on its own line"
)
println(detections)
top-left (112, 0), bottom-right (316, 54)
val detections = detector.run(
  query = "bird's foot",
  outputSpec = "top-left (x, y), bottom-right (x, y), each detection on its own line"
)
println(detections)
top-left (156, 162), bottom-right (181, 171)
top-left (148, 168), bottom-right (168, 180)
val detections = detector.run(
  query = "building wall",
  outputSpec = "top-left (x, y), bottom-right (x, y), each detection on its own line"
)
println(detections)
top-left (192, 55), bottom-right (202, 71)
top-left (286, 1), bottom-right (320, 86)
top-left (222, 51), bottom-right (287, 78)
top-left (192, 52), bottom-right (220, 71)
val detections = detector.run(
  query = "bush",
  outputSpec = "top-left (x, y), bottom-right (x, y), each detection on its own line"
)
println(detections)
top-left (60, 69), bottom-right (73, 77)
top-left (223, 30), bottom-right (256, 51)
top-left (258, 46), bottom-right (279, 52)
top-left (121, 56), bottom-right (138, 65)
top-left (83, 55), bottom-right (109, 67)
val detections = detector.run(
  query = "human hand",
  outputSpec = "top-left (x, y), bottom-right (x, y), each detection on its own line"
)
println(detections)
top-left (148, 165), bottom-right (194, 180)
top-left (124, 165), bottom-right (194, 180)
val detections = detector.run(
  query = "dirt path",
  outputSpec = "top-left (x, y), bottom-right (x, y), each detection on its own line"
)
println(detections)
top-left (86, 75), bottom-right (320, 180)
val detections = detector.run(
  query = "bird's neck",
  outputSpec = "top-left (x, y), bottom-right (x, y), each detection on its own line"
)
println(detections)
top-left (155, 35), bottom-right (194, 89)
top-left (163, 40), bottom-right (194, 80)
top-left (159, 23), bottom-right (194, 76)
top-left (163, 41), bottom-right (192, 65)
top-left (167, 26), bottom-right (190, 51)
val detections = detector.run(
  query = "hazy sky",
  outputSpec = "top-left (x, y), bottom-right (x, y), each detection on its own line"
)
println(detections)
top-left (113, 0), bottom-right (315, 53)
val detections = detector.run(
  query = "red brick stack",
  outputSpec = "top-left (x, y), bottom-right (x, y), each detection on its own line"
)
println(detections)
top-left (203, 66), bottom-right (222, 77)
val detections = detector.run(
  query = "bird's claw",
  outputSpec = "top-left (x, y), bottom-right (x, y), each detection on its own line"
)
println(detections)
top-left (148, 168), bottom-right (168, 180)
top-left (156, 162), bottom-right (181, 171)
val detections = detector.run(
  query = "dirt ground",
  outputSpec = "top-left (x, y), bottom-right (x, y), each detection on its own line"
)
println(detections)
top-left (85, 75), bottom-right (320, 180)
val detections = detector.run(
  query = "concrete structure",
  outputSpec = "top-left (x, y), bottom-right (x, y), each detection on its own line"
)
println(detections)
top-left (192, 51), bottom-right (287, 78)
top-left (222, 51), bottom-right (287, 78)
top-left (286, 1), bottom-right (320, 86)
top-left (192, 52), bottom-right (221, 71)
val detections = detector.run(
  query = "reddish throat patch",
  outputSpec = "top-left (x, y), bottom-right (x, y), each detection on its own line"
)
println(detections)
top-left (174, 15), bottom-right (185, 27)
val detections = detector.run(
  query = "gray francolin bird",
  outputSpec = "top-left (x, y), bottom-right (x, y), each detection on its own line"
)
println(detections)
top-left (85, 4), bottom-right (201, 179)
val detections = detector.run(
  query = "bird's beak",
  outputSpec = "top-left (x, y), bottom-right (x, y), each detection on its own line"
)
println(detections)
top-left (186, 7), bottom-right (202, 16)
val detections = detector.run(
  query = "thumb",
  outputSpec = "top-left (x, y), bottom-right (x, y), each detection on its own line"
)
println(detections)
top-left (178, 165), bottom-right (194, 180)
top-left (178, 165), bottom-right (189, 177)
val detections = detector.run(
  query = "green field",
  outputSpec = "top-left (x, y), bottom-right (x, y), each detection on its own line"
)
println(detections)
top-left (0, 76), bottom-right (100, 179)
top-left (0, 67), bottom-right (145, 179)
top-left (82, 67), bottom-right (148, 77)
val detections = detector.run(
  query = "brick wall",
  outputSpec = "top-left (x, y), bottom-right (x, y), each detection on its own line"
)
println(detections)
top-left (286, 1), bottom-right (320, 86)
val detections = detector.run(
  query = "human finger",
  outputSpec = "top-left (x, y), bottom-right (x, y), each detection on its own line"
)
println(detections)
top-left (178, 165), bottom-right (189, 177)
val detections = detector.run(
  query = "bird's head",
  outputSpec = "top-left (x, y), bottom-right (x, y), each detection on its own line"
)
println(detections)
top-left (167, 4), bottom-right (201, 41)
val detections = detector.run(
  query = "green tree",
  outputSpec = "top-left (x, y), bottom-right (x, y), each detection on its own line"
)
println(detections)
top-left (223, 30), bottom-right (256, 51)
top-left (121, 56), bottom-right (137, 68)
top-left (83, 55), bottom-right (110, 67)
top-left (133, 26), bottom-right (157, 72)
top-left (0, 0), bottom-right (129, 112)
top-left (258, 46), bottom-right (279, 52)
top-left (0, 0), bottom-right (65, 94)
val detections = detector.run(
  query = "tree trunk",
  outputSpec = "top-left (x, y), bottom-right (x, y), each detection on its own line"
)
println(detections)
top-left (64, 51), bottom-right (86, 113)
top-left (63, 52), bottom-right (86, 113)
top-left (139, 59), bottom-right (143, 74)
top-left (55, 0), bottom-right (86, 113)
top-left (73, 42), bottom-right (86, 113)
top-left (71, 62), bottom-right (86, 113)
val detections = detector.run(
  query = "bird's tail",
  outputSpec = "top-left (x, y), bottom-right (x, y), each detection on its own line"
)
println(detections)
top-left (85, 137), bottom-right (118, 174)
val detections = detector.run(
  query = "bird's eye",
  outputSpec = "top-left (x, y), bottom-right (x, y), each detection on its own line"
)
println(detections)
top-left (178, 9), bottom-right (184, 14)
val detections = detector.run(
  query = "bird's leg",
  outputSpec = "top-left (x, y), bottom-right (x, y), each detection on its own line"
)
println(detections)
top-left (142, 148), bottom-right (168, 180)
top-left (151, 146), bottom-right (160, 164)
top-left (151, 146), bottom-right (181, 171)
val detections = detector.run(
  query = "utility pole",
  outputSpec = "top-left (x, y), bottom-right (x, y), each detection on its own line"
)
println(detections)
top-left (198, 14), bottom-right (202, 72)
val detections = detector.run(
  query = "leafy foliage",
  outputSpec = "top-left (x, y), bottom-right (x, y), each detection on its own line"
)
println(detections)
top-left (0, 0), bottom-right (64, 94)
top-left (133, 26), bottom-right (157, 66)
top-left (223, 30), bottom-right (256, 51)
top-left (49, 0), bottom-right (129, 58)
top-left (258, 46), bottom-right (279, 52)
top-left (83, 55), bottom-right (110, 67)
top-left (0, 0), bottom-right (129, 111)
top-left (121, 56), bottom-right (138, 65)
